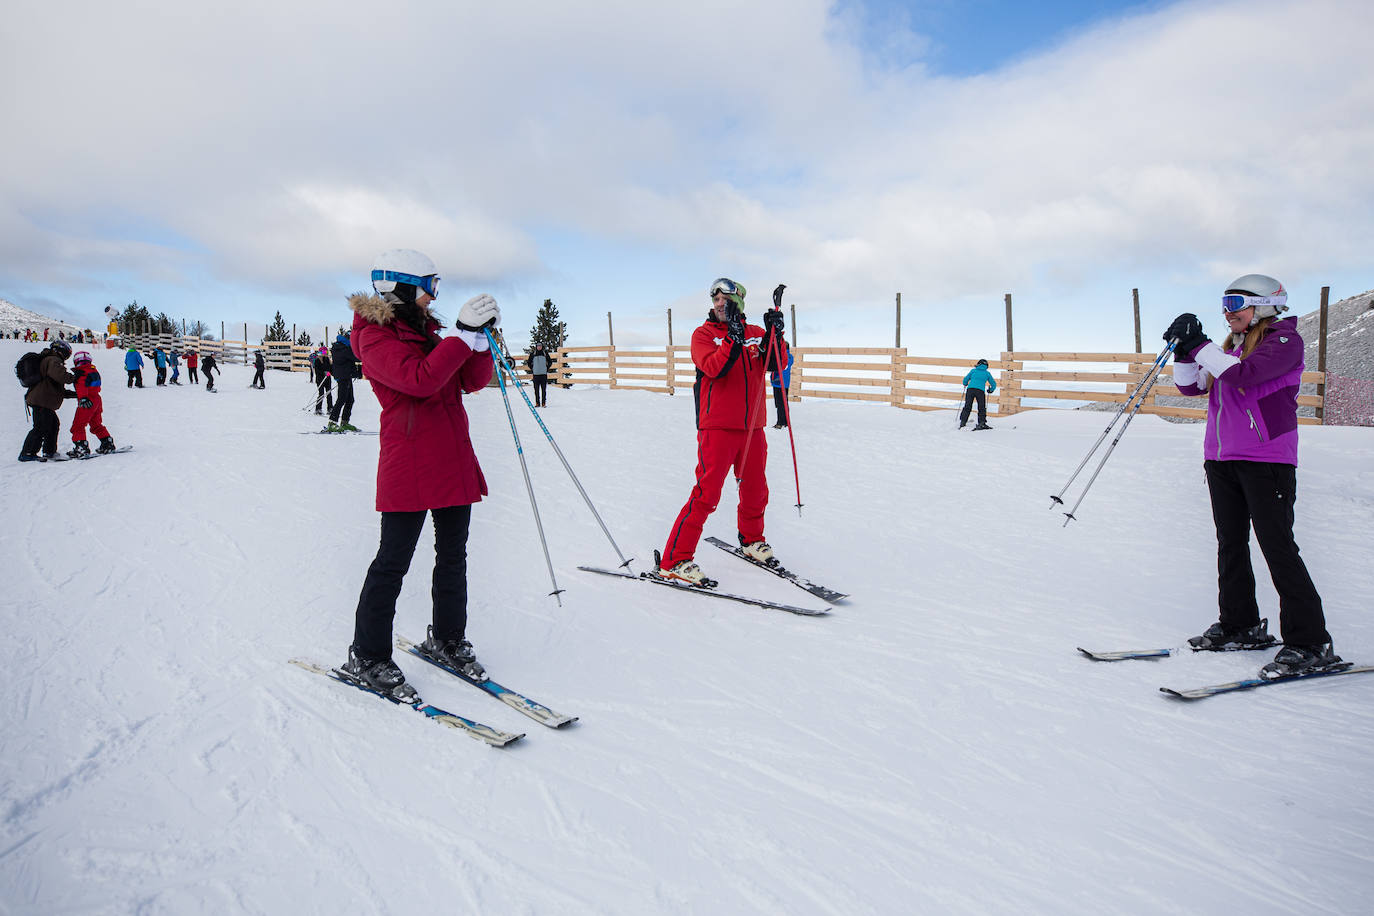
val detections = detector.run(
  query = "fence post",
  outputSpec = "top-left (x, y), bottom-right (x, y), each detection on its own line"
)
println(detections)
top-left (999, 351), bottom-right (1021, 415)
top-left (666, 308), bottom-right (674, 396)
top-left (895, 292), bottom-right (901, 348)
top-left (890, 347), bottom-right (906, 407)
top-left (1004, 294), bottom-right (1014, 352)
top-left (607, 311), bottom-right (616, 390)
top-left (790, 303), bottom-right (796, 348)
top-left (1317, 286), bottom-right (1329, 423)
top-left (243, 323), bottom-right (248, 364)
top-left (790, 349), bottom-right (803, 401)
top-left (1132, 288), bottom-right (1141, 353)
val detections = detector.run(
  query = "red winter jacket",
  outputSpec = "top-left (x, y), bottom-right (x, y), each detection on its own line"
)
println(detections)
top-left (349, 294), bottom-right (494, 512)
top-left (691, 314), bottom-right (786, 430)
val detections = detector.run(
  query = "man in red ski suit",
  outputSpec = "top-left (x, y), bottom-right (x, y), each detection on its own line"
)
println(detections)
top-left (67, 351), bottom-right (116, 457)
top-left (659, 278), bottom-right (788, 585)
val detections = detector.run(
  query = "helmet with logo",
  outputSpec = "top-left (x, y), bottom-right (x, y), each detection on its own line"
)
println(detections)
top-left (51, 339), bottom-right (72, 359)
top-left (1223, 274), bottom-right (1288, 325)
top-left (73, 350), bottom-right (93, 366)
top-left (371, 249), bottom-right (440, 300)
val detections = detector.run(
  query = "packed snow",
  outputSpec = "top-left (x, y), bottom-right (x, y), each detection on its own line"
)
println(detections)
top-left (3, 339), bottom-right (1372, 915)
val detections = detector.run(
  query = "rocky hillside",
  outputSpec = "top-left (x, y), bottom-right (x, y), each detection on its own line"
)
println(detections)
top-left (0, 297), bottom-right (86, 337)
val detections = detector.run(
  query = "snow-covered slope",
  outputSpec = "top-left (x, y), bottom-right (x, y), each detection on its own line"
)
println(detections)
top-left (0, 297), bottom-right (85, 336)
top-left (2, 339), bottom-right (1372, 914)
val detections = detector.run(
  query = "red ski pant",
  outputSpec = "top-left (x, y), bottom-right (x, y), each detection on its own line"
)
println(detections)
top-left (662, 428), bottom-right (768, 568)
top-left (70, 402), bottom-right (110, 442)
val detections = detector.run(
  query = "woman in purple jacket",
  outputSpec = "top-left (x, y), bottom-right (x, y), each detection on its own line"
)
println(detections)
top-left (1165, 274), bottom-right (1337, 679)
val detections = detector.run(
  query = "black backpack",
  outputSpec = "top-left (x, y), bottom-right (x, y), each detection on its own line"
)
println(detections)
top-left (15, 352), bottom-right (42, 388)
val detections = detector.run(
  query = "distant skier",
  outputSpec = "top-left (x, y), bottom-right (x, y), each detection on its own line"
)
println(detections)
top-left (185, 349), bottom-right (199, 384)
top-left (327, 331), bottom-right (359, 432)
top-left (338, 248), bottom-right (497, 699)
top-left (18, 340), bottom-right (74, 461)
top-left (169, 350), bottom-right (181, 385)
top-left (310, 345), bottom-right (333, 415)
top-left (124, 347), bottom-right (145, 388)
top-left (658, 278), bottom-right (788, 585)
top-left (203, 352), bottom-right (219, 390)
top-left (526, 344), bottom-right (551, 407)
top-left (66, 351), bottom-right (117, 457)
top-left (1167, 274), bottom-right (1338, 679)
top-left (152, 346), bottom-right (168, 386)
top-left (251, 350), bottom-right (266, 389)
top-left (959, 359), bottom-right (998, 430)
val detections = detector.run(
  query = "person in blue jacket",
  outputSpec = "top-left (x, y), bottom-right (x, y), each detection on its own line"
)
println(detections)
top-left (152, 346), bottom-right (168, 385)
top-left (169, 350), bottom-right (181, 385)
top-left (124, 347), bottom-right (145, 388)
top-left (959, 358), bottom-right (997, 430)
top-left (770, 348), bottom-right (793, 428)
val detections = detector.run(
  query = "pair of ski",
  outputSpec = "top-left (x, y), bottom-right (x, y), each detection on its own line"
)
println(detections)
top-left (578, 535), bottom-right (846, 616)
top-left (1078, 644), bottom-right (1374, 700)
top-left (290, 635), bottom-right (577, 747)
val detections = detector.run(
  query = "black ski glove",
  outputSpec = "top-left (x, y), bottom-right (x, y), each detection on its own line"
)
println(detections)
top-left (726, 311), bottom-right (746, 345)
top-left (763, 308), bottom-right (784, 337)
top-left (78, 397), bottom-right (93, 408)
top-left (1164, 313), bottom-right (1210, 359)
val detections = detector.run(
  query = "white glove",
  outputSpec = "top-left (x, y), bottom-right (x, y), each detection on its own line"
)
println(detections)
top-left (454, 329), bottom-right (490, 352)
top-left (457, 294), bottom-right (500, 331)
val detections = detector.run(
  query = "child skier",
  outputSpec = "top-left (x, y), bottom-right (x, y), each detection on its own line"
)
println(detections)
top-left (66, 351), bottom-right (117, 457)
top-left (203, 352), bottom-right (219, 390)
top-left (185, 349), bottom-right (199, 384)
top-left (959, 359), bottom-right (998, 430)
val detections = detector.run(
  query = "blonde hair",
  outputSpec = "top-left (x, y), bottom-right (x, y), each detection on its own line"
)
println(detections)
top-left (1226, 315), bottom-right (1276, 359)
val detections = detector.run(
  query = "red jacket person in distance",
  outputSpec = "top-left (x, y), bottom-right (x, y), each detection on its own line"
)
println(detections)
top-left (339, 247), bottom-right (502, 701)
top-left (658, 278), bottom-right (790, 585)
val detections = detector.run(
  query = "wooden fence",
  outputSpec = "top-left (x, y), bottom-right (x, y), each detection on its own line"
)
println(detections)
top-left (550, 345), bottom-right (1327, 424)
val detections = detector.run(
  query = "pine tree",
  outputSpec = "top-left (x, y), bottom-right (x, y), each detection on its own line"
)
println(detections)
top-left (119, 301), bottom-right (151, 334)
top-left (296, 329), bottom-right (312, 348)
top-left (152, 312), bottom-right (178, 335)
top-left (263, 311), bottom-right (290, 343)
top-left (526, 298), bottom-right (568, 357)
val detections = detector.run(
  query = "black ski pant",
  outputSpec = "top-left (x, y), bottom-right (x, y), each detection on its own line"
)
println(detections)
top-left (533, 374), bottom-right (548, 407)
top-left (22, 405), bottom-right (60, 457)
top-left (772, 386), bottom-right (788, 426)
top-left (127, 369), bottom-right (144, 388)
top-left (156, 366), bottom-right (166, 385)
top-left (352, 505), bottom-right (472, 660)
top-left (315, 379), bottom-right (333, 414)
top-left (959, 388), bottom-right (987, 426)
top-left (1204, 460), bottom-right (1329, 647)
top-left (252, 368), bottom-right (264, 388)
top-left (188, 366), bottom-right (198, 383)
top-left (330, 376), bottom-right (354, 424)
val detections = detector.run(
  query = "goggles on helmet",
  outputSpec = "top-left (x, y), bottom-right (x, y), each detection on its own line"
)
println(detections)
top-left (709, 278), bottom-right (745, 300)
top-left (372, 270), bottom-right (440, 299)
top-left (1221, 293), bottom-right (1286, 313)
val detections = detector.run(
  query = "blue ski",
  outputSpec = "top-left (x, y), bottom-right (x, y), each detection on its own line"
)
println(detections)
top-left (288, 658), bottom-right (524, 746)
top-left (1160, 664), bottom-right (1374, 700)
top-left (396, 637), bottom-right (577, 728)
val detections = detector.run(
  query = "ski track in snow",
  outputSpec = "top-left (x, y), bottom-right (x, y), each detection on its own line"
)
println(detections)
top-left (2, 340), bottom-right (1372, 914)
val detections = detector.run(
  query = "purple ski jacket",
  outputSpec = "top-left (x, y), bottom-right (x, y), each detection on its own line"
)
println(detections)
top-left (1172, 316), bottom-right (1303, 465)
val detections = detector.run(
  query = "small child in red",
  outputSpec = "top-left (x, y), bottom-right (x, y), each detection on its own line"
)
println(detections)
top-left (67, 352), bottom-right (117, 458)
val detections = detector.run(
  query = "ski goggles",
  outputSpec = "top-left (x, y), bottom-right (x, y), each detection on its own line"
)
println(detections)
top-left (372, 270), bottom-right (441, 298)
top-left (1221, 293), bottom-right (1285, 313)
top-left (709, 278), bottom-right (746, 301)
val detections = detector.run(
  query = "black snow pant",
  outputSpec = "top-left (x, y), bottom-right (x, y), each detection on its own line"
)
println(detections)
top-left (352, 505), bottom-right (473, 661)
top-left (127, 369), bottom-right (144, 388)
top-left (188, 366), bottom-right (199, 383)
top-left (533, 374), bottom-right (548, 407)
top-left (959, 388), bottom-right (987, 426)
top-left (252, 368), bottom-right (264, 388)
top-left (330, 376), bottom-right (354, 425)
top-left (315, 378), bottom-right (333, 414)
top-left (1204, 460), bottom-right (1330, 647)
top-left (22, 405), bottom-right (60, 457)
top-left (772, 386), bottom-right (788, 427)
top-left (156, 366), bottom-right (166, 385)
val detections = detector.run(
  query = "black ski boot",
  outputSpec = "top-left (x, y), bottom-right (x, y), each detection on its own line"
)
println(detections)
top-left (420, 625), bottom-right (487, 681)
top-left (1260, 643), bottom-right (1343, 680)
top-left (340, 647), bottom-right (417, 701)
top-left (1188, 618), bottom-right (1277, 651)
top-left (67, 440), bottom-right (91, 459)
top-left (97, 436), bottom-right (117, 454)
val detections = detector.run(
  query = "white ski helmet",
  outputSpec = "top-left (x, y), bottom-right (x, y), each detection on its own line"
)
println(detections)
top-left (371, 249), bottom-right (440, 298)
top-left (1223, 274), bottom-right (1288, 325)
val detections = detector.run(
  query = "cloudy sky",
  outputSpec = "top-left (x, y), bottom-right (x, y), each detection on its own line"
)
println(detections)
top-left (3, 0), bottom-right (1371, 353)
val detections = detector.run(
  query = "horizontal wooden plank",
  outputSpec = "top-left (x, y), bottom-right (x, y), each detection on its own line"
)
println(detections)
top-left (897, 371), bottom-right (968, 385)
top-left (801, 375), bottom-right (889, 387)
top-left (1012, 370), bottom-right (1138, 383)
top-left (896, 355), bottom-right (996, 368)
top-left (1137, 404), bottom-right (1207, 419)
top-left (559, 346), bottom-right (613, 353)
top-left (612, 384), bottom-right (672, 394)
top-left (1008, 351), bottom-right (1150, 362)
top-left (799, 389), bottom-right (893, 402)
top-left (798, 360), bottom-right (893, 372)
top-left (793, 347), bottom-right (902, 356)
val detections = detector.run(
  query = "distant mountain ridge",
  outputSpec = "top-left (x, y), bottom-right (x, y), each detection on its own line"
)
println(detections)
top-left (0, 297), bottom-right (86, 335)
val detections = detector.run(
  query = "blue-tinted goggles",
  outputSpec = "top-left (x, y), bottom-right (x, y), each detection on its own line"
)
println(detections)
top-left (373, 270), bottom-right (440, 298)
top-left (709, 278), bottom-right (745, 300)
top-left (1221, 293), bottom-right (1284, 313)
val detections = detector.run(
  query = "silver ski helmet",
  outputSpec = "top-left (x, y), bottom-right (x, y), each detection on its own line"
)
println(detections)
top-left (371, 249), bottom-right (440, 299)
top-left (1223, 274), bottom-right (1288, 325)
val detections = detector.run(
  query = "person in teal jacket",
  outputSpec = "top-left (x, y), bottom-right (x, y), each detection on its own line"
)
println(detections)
top-left (959, 358), bottom-right (997, 430)
top-left (123, 348), bottom-right (145, 388)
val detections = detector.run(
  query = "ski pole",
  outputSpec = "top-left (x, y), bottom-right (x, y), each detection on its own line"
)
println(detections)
top-left (486, 329), bottom-right (634, 572)
top-left (1060, 345), bottom-right (1174, 526)
top-left (767, 319), bottom-right (803, 515)
top-left (1050, 341), bottom-right (1176, 508)
top-left (484, 330), bottom-right (564, 605)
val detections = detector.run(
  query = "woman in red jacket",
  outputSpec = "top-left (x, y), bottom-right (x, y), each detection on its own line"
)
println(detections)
top-left (340, 248), bottom-right (500, 700)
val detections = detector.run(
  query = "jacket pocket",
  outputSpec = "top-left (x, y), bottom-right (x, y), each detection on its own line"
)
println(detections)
top-left (1244, 408), bottom-right (1265, 442)
top-left (404, 402), bottom-right (416, 439)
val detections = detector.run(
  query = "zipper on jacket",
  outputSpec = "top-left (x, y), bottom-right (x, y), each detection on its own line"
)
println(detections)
top-left (1245, 408), bottom-right (1264, 441)
top-left (1214, 390), bottom-right (1223, 456)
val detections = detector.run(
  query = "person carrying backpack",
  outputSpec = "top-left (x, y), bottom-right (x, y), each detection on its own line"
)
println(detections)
top-left (18, 340), bottom-right (75, 461)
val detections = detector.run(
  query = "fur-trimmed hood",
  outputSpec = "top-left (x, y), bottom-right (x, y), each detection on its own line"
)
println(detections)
top-left (347, 292), bottom-right (439, 328)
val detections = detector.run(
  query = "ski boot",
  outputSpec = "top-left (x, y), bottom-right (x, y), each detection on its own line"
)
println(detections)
top-left (1188, 618), bottom-right (1277, 651)
top-left (66, 440), bottom-right (91, 459)
top-left (97, 436), bottom-right (117, 454)
top-left (17, 453), bottom-right (43, 462)
top-left (653, 550), bottom-right (717, 588)
top-left (419, 625), bottom-right (487, 681)
top-left (340, 421), bottom-right (360, 432)
top-left (324, 421), bottom-right (342, 433)
top-left (739, 535), bottom-right (777, 567)
top-left (339, 647), bottom-right (418, 702)
top-left (1259, 643), bottom-right (1343, 680)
